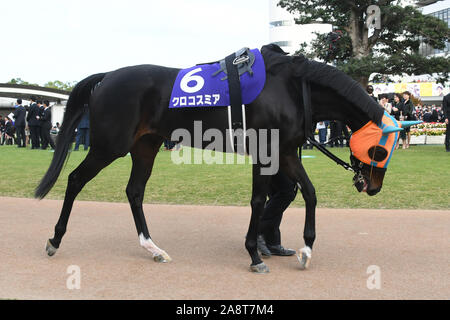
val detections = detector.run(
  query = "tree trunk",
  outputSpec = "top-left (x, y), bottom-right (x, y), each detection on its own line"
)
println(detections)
top-left (358, 76), bottom-right (369, 88)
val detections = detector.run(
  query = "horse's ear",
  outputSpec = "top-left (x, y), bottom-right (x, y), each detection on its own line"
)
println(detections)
top-left (292, 55), bottom-right (308, 77)
top-left (382, 126), bottom-right (403, 135)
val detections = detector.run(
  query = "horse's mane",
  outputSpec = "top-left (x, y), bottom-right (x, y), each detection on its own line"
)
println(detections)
top-left (261, 44), bottom-right (384, 125)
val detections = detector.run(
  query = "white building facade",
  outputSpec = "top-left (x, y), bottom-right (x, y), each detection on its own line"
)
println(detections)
top-left (268, 0), bottom-right (332, 54)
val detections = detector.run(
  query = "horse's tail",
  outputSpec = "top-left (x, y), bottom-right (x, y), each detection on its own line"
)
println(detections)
top-left (35, 72), bottom-right (106, 199)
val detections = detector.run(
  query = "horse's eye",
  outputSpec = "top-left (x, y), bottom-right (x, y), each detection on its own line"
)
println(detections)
top-left (368, 146), bottom-right (388, 162)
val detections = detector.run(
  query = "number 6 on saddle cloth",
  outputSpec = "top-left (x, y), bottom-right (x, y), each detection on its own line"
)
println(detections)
top-left (169, 48), bottom-right (266, 153)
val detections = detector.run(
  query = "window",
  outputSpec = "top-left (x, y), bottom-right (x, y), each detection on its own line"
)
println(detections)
top-left (269, 20), bottom-right (293, 28)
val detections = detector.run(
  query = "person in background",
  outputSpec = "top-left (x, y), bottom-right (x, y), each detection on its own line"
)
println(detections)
top-left (40, 100), bottom-right (55, 150)
top-left (328, 120), bottom-right (338, 147)
top-left (26, 96), bottom-right (41, 149)
top-left (378, 93), bottom-right (392, 114)
top-left (3, 116), bottom-right (15, 145)
top-left (38, 100), bottom-right (45, 145)
top-left (391, 93), bottom-right (402, 120)
top-left (430, 107), bottom-right (438, 123)
top-left (0, 115), bottom-right (5, 145)
top-left (443, 92), bottom-right (450, 152)
top-left (13, 99), bottom-right (26, 148)
top-left (366, 85), bottom-right (378, 102)
top-left (317, 121), bottom-right (328, 146)
top-left (401, 91), bottom-right (415, 149)
top-left (74, 107), bottom-right (90, 151)
top-left (423, 107), bottom-right (432, 122)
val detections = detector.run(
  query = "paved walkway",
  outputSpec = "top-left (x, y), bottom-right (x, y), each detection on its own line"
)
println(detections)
top-left (0, 197), bottom-right (448, 299)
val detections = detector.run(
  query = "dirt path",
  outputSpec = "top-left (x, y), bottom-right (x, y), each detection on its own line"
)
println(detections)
top-left (0, 197), bottom-right (448, 299)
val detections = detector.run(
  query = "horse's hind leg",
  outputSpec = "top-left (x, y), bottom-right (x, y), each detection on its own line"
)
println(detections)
top-left (46, 151), bottom-right (115, 256)
top-left (126, 135), bottom-right (171, 263)
top-left (246, 163), bottom-right (271, 273)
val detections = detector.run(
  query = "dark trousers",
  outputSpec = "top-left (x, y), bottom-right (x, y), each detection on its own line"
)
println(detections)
top-left (15, 126), bottom-right (26, 147)
top-left (41, 125), bottom-right (55, 149)
top-left (259, 171), bottom-right (298, 246)
top-left (318, 128), bottom-right (327, 144)
top-left (74, 128), bottom-right (89, 150)
top-left (329, 121), bottom-right (338, 146)
top-left (335, 121), bottom-right (350, 146)
top-left (29, 126), bottom-right (41, 149)
top-left (445, 122), bottom-right (450, 150)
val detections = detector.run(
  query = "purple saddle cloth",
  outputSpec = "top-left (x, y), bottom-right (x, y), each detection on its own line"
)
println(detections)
top-left (169, 48), bottom-right (265, 108)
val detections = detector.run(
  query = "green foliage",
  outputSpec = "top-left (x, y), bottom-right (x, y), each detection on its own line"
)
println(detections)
top-left (6, 78), bottom-right (76, 91)
top-left (278, 0), bottom-right (450, 84)
top-left (7, 78), bottom-right (39, 86)
top-left (43, 80), bottom-right (77, 92)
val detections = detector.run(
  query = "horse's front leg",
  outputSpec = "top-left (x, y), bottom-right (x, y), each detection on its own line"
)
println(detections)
top-left (245, 164), bottom-right (271, 273)
top-left (282, 153), bottom-right (316, 270)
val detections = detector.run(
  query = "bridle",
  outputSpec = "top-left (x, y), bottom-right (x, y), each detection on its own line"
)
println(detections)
top-left (301, 79), bottom-right (383, 189)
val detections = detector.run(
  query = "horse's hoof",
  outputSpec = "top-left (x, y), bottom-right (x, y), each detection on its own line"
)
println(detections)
top-left (250, 262), bottom-right (269, 273)
top-left (153, 251), bottom-right (172, 263)
top-left (46, 239), bottom-right (58, 257)
top-left (297, 246), bottom-right (312, 270)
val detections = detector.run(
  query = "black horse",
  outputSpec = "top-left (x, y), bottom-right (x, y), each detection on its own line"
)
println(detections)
top-left (36, 44), bottom-right (397, 273)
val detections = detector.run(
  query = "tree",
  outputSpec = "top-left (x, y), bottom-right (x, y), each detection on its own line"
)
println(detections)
top-left (7, 78), bottom-right (76, 91)
top-left (43, 80), bottom-right (77, 92)
top-left (278, 0), bottom-right (450, 86)
top-left (7, 78), bottom-right (39, 86)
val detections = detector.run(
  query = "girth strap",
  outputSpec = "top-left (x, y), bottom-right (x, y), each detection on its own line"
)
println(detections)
top-left (225, 52), bottom-right (246, 153)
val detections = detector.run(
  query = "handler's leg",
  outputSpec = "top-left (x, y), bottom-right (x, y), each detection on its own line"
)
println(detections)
top-left (258, 171), bottom-right (297, 256)
top-left (281, 153), bottom-right (317, 269)
top-left (127, 135), bottom-right (171, 262)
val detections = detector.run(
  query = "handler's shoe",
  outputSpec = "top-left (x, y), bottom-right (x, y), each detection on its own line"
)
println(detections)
top-left (267, 245), bottom-right (296, 256)
top-left (257, 235), bottom-right (272, 257)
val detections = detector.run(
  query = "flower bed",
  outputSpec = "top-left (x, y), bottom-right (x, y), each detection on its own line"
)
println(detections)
top-left (410, 122), bottom-right (446, 136)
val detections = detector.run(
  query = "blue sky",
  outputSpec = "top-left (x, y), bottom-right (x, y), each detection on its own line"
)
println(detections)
top-left (0, 0), bottom-right (269, 85)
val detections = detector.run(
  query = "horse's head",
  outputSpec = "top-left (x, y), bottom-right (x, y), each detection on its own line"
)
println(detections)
top-left (349, 112), bottom-right (421, 196)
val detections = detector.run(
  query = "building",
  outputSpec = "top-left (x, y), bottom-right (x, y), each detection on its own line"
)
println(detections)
top-left (268, 0), bottom-right (331, 54)
top-left (0, 84), bottom-right (69, 125)
top-left (418, 0), bottom-right (450, 56)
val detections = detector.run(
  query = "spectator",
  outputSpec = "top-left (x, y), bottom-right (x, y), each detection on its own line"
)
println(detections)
top-left (391, 93), bottom-right (402, 120)
top-left (40, 100), bottom-right (55, 150)
top-left (423, 108), bottom-right (432, 122)
top-left (366, 85), bottom-right (378, 102)
top-left (401, 91), bottom-right (415, 149)
top-left (379, 93), bottom-right (392, 114)
top-left (317, 121), bottom-right (328, 146)
top-left (13, 99), bottom-right (26, 148)
top-left (26, 96), bottom-right (41, 149)
top-left (74, 107), bottom-right (89, 151)
top-left (443, 92), bottom-right (449, 152)
top-left (0, 115), bottom-right (5, 145)
top-left (430, 107), bottom-right (438, 122)
top-left (3, 117), bottom-right (15, 145)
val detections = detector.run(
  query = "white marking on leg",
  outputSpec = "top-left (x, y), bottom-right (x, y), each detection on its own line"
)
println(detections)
top-left (139, 233), bottom-right (171, 262)
top-left (297, 246), bottom-right (312, 270)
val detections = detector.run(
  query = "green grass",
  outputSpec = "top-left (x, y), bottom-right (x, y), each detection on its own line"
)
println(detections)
top-left (0, 145), bottom-right (449, 209)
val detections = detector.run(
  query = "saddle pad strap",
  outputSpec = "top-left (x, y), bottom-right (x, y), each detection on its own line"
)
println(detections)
top-left (225, 52), bottom-right (244, 152)
top-left (225, 53), bottom-right (243, 129)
